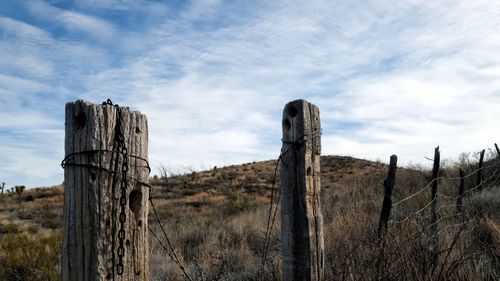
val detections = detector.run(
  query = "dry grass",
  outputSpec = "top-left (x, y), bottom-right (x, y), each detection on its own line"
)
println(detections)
top-left (0, 155), bottom-right (499, 280)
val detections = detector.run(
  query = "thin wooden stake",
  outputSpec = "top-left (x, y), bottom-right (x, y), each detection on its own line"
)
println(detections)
top-left (476, 149), bottom-right (485, 191)
top-left (457, 169), bottom-right (464, 214)
top-left (493, 144), bottom-right (500, 186)
top-left (378, 155), bottom-right (397, 236)
top-left (281, 99), bottom-right (324, 281)
top-left (431, 146), bottom-right (440, 253)
top-left (62, 100), bottom-right (150, 281)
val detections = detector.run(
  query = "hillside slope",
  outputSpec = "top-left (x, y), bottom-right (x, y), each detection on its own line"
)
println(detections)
top-left (0, 155), bottom-right (388, 228)
top-left (0, 155), bottom-right (498, 281)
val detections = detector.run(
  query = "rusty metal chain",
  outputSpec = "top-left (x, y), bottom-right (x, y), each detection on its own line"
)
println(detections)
top-left (103, 99), bottom-right (129, 276)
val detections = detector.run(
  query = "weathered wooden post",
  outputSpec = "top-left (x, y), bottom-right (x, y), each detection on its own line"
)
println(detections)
top-left (62, 100), bottom-right (149, 281)
top-left (494, 144), bottom-right (500, 186)
top-left (378, 155), bottom-right (397, 236)
top-left (281, 99), bottom-right (324, 281)
top-left (431, 146), bottom-right (440, 255)
top-left (476, 149), bottom-right (485, 191)
top-left (457, 169), bottom-right (464, 214)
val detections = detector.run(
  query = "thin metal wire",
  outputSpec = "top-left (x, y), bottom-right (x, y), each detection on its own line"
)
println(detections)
top-left (149, 196), bottom-right (194, 281)
top-left (260, 130), bottom-right (320, 279)
top-left (61, 99), bottom-right (192, 279)
top-left (260, 154), bottom-right (281, 277)
top-left (260, 135), bottom-right (309, 279)
top-left (389, 198), bottom-right (436, 224)
top-left (392, 158), bottom-right (500, 207)
top-left (61, 149), bottom-right (151, 173)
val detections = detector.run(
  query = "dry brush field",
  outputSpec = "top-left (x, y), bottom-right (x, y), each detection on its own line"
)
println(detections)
top-left (0, 155), bottom-right (498, 281)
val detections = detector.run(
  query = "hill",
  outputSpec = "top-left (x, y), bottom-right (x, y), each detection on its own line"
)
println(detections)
top-left (0, 155), bottom-right (498, 280)
top-left (0, 155), bottom-right (388, 227)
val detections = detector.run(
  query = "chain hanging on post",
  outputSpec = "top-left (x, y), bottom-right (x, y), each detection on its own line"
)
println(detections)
top-left (103, 99), bottom-right (129, 276)
top-left (62, 99), bottom-right (150, 281)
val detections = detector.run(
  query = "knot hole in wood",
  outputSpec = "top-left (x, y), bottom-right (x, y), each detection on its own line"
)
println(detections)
top-left (282, 104), bottom-right (298, 132)
top-left (287, 104), bottom-right (298, 118)
top-left (129, 189), bottom-right (143, 223)
top-left (75, 111), bottom-right (86, 129)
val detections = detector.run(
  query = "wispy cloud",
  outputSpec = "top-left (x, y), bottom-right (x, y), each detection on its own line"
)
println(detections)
top-left (0, 0), bottom-right (499, 187)
top-left (58, 11), bottom-right (115, 41)
top-left (27, 1), bottom-right (116, 41)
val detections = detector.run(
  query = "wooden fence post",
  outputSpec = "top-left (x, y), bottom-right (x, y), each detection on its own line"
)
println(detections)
top-left (476, 149), bottom-right (485, 191)
top-left (457, 169), bottom-right (464, 214)
top-left (431, 146), bottom-right (440, 252)
top-left (281, 99), bottom-right (324, 281)
top-left (62, 100), bottom-right (149, 281)
top-left (495, 143), bottom-right (500, 158)
top-left (378, 155), bottom-right (397, 236)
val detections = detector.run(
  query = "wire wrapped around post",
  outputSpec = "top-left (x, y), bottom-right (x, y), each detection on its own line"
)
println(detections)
top-left (62, 100), bottom-right (150, 281)
top-left (280, 99), bottom-right (324, 281)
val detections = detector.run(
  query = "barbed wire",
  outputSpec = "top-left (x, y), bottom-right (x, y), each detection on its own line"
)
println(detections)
top-left (389, 174), bottom-right (497, 226)
top-left (149, 195), bottom-right (194, 281)
top-left (61, 149), bottom-right (151, 172)
top-left (61, 148), bottom-right (151, 190)
top-left (63, 151), bottom-right (193, 279)
top-left (260, 153), bottom-right (281, 278)
top-left (392, 157), bottom-right (500, 208)
top-left (260, 133), bottom-right (311, 279)
top-left (260, 130), bottom-right (321, 279)
top-left (419, 213), bottom-right (478, 246)
top-left (383, 153), bottom-right (496, 278)
top-left (61, 100), bottom-right (192, 280)
top-left (389, 198), bottom-right (436, 225)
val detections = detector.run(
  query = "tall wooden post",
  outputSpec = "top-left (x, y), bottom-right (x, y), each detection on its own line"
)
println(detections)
top-left (62, 100), bottom-right (149, 281)
top-left (476, 149), bottom-right (485, 191)
top-left (495, 143), bottom-right (500, 158)
top-left (378, 155), bottom-right (397, 236)
top-left (431, 146), bottom-right (440, 254)
top-left (281, 99), bottom-right (324, 281)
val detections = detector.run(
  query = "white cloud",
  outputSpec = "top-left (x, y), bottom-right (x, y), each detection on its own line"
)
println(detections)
top-left (0, 129), bottom-right (64, 187)
top-left (77, 0), bottom-right (500, 174)
top-left (0, 17), bottom-right (55, 77)
top-left (180, 0), bottom-right (222, 20)
top-left (2, 0), bottom-right (500, 187)
top-left (0, 16), bottom-right (51, 39)
top-left (26, 0), bottom-right (116, 41)
top-left (58, 11), bottom-right (115, 41)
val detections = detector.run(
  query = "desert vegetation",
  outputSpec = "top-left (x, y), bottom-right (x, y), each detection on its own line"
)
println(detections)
top-left (0, 154), bottom-right (498, 280)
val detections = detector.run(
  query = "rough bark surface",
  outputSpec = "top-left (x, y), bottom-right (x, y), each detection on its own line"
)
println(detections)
top-left (63, 100), bottom-right (149, 281)
top-left (281, 99), bottom-right (324, 281)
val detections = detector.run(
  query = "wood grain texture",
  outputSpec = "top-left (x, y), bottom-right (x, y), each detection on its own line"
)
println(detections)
top-left (63, 100), bottom-right (149, 281)
top-left (280, 99), bottom-right (324, 281)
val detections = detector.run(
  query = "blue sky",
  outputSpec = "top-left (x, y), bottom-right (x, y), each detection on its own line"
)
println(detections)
top-left (1, 0), bottom-right (500, 188)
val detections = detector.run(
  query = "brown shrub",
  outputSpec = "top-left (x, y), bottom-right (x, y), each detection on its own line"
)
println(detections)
top-left (0, 231), bottom-right (62, 281)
